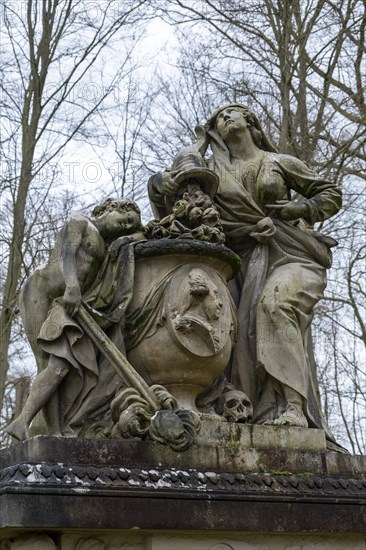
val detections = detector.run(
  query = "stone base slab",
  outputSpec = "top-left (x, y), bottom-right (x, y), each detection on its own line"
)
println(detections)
top-left (196, 419), bottom-right (327, 452)
top-left (1, 430), bottom-right (365, 538)
top-left (1, 423), bottom-right (347, 478)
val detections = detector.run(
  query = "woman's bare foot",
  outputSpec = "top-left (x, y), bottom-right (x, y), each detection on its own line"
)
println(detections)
top-left (6, 417), bottom-right (29, 441)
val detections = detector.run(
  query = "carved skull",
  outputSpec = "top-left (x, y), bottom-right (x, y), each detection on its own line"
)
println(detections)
top-left (217, 390), bottom-right (253, 423)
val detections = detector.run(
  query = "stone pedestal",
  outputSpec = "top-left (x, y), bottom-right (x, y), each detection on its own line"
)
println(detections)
top-left (1, 424), bottom-right (365, 548)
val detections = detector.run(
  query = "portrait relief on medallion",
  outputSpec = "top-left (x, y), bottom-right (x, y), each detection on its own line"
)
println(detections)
top-left (168, 265), bottom-right (235, 357)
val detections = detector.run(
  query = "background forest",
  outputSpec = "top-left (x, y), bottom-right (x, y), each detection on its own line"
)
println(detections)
top-left (0, 0), bottom-right (365, 452)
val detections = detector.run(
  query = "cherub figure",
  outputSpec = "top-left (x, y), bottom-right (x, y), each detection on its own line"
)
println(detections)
top-left (7, 198), bottom-right (144, 440)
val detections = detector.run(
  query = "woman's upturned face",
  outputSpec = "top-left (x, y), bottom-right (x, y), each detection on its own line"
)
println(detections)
top-left (215, 107), bottom-right (248, 140)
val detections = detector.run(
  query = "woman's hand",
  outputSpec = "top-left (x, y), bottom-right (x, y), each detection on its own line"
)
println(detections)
top-left (63, 284), bottom-right (82, 317)
top-left (160, 172), bottom-right (180, 198)
top-left (266, 200), bottom-right (308, 221)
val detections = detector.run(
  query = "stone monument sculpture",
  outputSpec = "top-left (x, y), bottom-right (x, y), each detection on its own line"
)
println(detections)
top-left (7, 103), bottom-right (343, 450)
top-left (149, 103), bottom-right (342, 438)
top-left (7, 156), bottom-right (251, 449)
top-left (3, 104), bottom-right (366, 550)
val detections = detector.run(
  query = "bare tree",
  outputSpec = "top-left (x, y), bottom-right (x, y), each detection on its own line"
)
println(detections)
top-left (0, 0), bottom-right (152, 412)
top-left (89, 70), bottom-right (163, 219)
top-left (150, 0), bottom-right (366, 451)
top-left (158, 0), bottom-right (365, 172)
top-left (0, 188), bottom-right (79, 446)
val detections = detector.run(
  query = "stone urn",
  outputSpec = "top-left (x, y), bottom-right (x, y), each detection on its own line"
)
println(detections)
top-left (125, 239), bottom-right (240, 411)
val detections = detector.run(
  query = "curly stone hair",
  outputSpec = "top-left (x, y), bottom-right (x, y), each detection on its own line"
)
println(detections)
top-left (91, 197), bottom-right (140, 218)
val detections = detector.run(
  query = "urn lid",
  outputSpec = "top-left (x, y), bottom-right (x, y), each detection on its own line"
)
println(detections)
top-left (171, 146), bottom-right (219, 197)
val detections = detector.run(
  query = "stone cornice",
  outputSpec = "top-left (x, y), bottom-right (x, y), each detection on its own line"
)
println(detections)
top-left (1, 436), bottom-right (365, 533)
top-left (1, 462), bottom-right (365, 503)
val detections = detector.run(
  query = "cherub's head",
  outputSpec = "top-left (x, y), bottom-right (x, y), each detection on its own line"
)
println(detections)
top-left (91, 198), bottom-right (141, 238)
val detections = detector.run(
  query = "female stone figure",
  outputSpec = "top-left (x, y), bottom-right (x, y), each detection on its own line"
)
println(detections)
top-left (148, 103), bottom-right (342, 433)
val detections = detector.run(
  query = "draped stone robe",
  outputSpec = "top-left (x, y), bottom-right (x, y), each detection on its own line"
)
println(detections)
top-left (34, 245), bottom-right (136, 437)
top-left (149, 148), bottom-right (342, 438)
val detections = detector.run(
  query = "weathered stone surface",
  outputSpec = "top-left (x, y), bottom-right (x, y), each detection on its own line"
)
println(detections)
top-left (7, 534), bottom-right (57, 549)
top-left (1, 104), bottom-right (361, 549)
top-left (1, 465), bottom-right (365, 534)
top-left (133, 238), bottom-right (241, 278)
top-left (195, 418), bottom-right (252, 448)
top-left (148, 103), bottom-right (343, 436)
top-left (146, 533), bottom-right (366, 550)
top-left (3, 531), bottom-right (363, 550)
top-left (251, 424), bottom-right (326, 451)
top-left (126, 246), bottom-right (239, 414)
top-left (0, 422), bottom-right (329, 474)
top-left (57, 532), bottom-right (366, 550)
top-left (325, 452), bottom-right (366, 477)
top-left (8, 105), bottom-right (345, 454)
top-left (1, 435), bottom-right (365, 536)
top-left (135, 239), bottom-right (241, 280)
top-left (7, 198), bottom-right (145, 442)
top-left (9, 229), bottom-right (244, 451)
